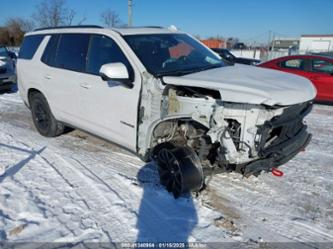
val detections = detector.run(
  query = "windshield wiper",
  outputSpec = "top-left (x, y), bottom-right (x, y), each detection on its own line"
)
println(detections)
top-left (155, 68), bottom-right (198, 77)
top-left (155, 64), bottom-right (223, 77)
top-left (194, 64), bottom-right (223, 73)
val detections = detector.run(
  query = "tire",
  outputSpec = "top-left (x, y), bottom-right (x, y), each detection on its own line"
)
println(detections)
top-left (29, 92), bottom-right (64, 137)
top-left (154, 144), bottom-right (204, 198)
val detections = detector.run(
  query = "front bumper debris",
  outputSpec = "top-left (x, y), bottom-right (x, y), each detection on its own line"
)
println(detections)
top-left (243, 101), bottom-right (313, 176)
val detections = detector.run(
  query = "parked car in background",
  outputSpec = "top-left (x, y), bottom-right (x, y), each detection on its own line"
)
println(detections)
top-left (233, 42), bottom-right (247, 50)
top-left (212, 48), bottom-right (261, 65)
top-left (7, 50), bottom-right (18, 65)
top-left (0, 46), bottom-right (16, 92)
top-left (259, 55), bottom-right (333, 102)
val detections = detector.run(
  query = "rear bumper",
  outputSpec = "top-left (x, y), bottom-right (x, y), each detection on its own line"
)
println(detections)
top-left (0, 74), bottom-right (16, 91)
top-left (0, 74), bottom-right (16, 84)
top-left (0, 82), bottom-right (14, 91)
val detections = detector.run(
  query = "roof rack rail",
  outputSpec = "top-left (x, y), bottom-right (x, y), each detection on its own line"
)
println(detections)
top-left (143, 26), bottom-right (164, 29)
top-left (116, 26), bottom-right (164, 29)
top-left (34, 25), bottom-right (104, 32)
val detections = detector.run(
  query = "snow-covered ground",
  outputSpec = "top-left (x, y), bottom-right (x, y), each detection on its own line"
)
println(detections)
top-left (0, 91), bottom-right (333, 246)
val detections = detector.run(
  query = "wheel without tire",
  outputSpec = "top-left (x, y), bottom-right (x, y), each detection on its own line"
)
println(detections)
top-left (155, 145), bottom-right (204, 198)
top-left (30, 92), bottom-right (64, 137)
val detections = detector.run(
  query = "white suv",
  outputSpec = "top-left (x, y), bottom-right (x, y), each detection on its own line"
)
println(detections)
top-left (17, 26), bottom-right (316, 197)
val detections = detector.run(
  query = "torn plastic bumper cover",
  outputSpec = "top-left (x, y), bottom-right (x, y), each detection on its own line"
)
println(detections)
top-left (243, 101), bottom-right (313, 176)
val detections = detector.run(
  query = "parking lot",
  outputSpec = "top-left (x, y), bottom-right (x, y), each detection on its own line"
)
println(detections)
top-left (0, 90), bottom-right (332, 245)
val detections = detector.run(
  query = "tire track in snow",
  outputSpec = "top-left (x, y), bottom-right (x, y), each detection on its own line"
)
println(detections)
top-left (38, 151), bottom-right (136, 242)
top-left (3, 93), bottom-right (333, 243)
top-left (0, 118), bottom-right (209, 242)
top-left (0, 129), bottom-right (111, 241)
top-left (38, 146), bottom-right (189, 242)
top-left (207, 173), bottom-right (333, 243)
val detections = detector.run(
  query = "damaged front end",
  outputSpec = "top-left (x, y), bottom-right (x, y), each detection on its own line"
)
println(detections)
top-left (203, 100), bottom-right (312, 177)
top-left (230, 101), bottom-right (312, 176)
top-left (137, 74), bottom-right (313, 179)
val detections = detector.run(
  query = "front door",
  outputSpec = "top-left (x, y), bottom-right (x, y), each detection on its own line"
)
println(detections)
top-left (76, 34), bottom-right (141, 151)
top-left (279, 58), bottom-right (310, 79)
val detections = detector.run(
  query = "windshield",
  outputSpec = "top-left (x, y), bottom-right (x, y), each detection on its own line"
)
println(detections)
top-left (0, 47), bottom-right (9, 57)
top-left (124, 33), bottom-right (224, 77)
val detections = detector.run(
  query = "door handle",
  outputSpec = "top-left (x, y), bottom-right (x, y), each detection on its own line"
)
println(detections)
top-left (44, 75), bottom-right (52, 80)
top-left (80, 83), bottom-right (92, 89)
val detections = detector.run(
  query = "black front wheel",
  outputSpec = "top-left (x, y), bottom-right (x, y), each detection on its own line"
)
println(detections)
top-left (155, 145), bottom-right (204, 198)
top-left (30, 92), bottom-right (64, 137)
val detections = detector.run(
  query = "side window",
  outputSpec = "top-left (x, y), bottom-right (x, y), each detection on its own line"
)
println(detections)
top-left (280, 59), bottom-right (305, 70)
top-left (312, 59), bottom-right (333, 74)
top-left (86, 35), bottom-right (134, 79)
top-left (19, 35), bottom-right (45, 59)
top-left (41, 35), bottom-right (60, 66)
top-left (0, 47), bottom-right (9, 57)
top-left (54, 34), bottom-right (90, 72)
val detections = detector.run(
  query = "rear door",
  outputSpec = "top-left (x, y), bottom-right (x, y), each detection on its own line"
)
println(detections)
top-left (309, 58), bottom-right (333, 101)
top-left (41, 33), bottom-right (90, 125)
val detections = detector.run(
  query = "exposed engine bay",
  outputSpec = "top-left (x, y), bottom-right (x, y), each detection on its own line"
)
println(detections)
top-left (138, 74), bottom-right (312, 180)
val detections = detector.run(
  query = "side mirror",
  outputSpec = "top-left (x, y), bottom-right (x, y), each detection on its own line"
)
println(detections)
top-left (99, 63), bottom-right (133, 88)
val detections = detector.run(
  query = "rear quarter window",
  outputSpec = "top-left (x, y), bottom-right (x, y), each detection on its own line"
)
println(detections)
top-left (19, 35), bottom-right (45, 60)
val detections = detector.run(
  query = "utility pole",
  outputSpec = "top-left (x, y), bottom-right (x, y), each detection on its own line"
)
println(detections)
top-left (128, 0), bottom-right (133, 27)
top-left (271, 32), bottom-right (275, 52)
top-left (266, 30), bottom-right (272, 61)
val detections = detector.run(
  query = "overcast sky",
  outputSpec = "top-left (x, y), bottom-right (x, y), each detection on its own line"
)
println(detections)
top-left (1, 0), bottom-right (332, 43)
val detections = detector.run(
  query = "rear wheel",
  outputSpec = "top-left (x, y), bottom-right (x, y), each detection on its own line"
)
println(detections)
top-left (154, 144), bottom-right (204, 198)
top-left (30, 92), bottom-right (64, 137)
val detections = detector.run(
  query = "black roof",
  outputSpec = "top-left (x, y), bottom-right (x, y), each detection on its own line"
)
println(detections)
top-left (33, 25), bottom-right (167, 32)
top-left (34, 25), bottom-right (104, 32)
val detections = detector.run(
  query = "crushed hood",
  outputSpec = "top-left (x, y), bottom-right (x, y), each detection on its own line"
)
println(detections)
top-left (163, 64), bottom-right (316, 106)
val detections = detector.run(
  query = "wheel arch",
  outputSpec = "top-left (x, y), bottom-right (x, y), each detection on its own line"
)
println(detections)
top-left (27, 88), bottom-right (44, 107)
top-left (143, 116), bottom-right (210, 153)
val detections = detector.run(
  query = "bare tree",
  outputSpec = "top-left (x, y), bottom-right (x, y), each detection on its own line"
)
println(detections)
top-left (0, 27), bottom-right (10, 46)
top-left (32, 0), bottom-right (85, 27)
top-left (66, 9), bottom-right (76, 25)
top-left (101, 9), bottom-right (121, 28)
top-left (76, 14), bottom-right (87, 25)
top-left (7, 18), bottom-right (34, 33)
top-left (66, 9), bottom-right (87, 25)
top-left (1, 17), bottom-right (35, 46)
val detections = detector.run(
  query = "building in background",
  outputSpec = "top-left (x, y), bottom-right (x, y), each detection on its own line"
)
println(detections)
top-left (300, 34), bottom-right (333, 53)
top-left (201, 39), bottom-right (225, 49)
top-left (271, 38), bottom-right (299, 51)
